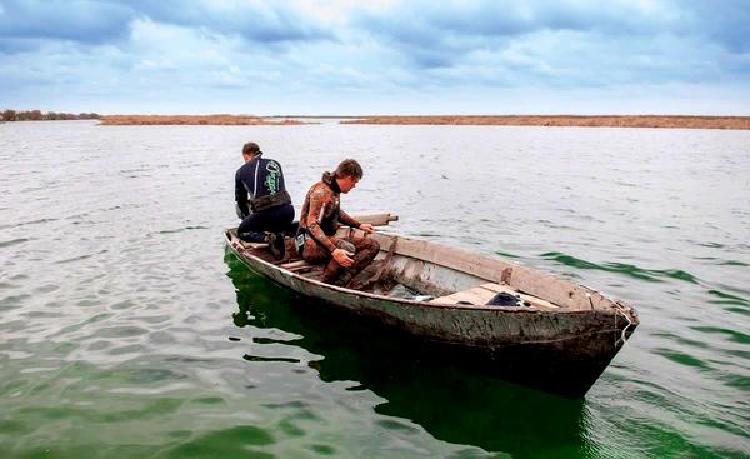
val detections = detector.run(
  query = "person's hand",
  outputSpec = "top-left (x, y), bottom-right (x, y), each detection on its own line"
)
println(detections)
top-left (359, 223), bottom-right (375, 234)
top-left (332, 248), bottom-right (354, 267)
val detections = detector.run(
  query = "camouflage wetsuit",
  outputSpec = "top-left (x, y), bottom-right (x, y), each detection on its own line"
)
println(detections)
top-left (299, 172), bottom-right (380, 285)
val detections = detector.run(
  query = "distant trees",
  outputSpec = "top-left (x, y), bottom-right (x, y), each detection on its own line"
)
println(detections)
top-left (0, 109), bottom-right (100, 121)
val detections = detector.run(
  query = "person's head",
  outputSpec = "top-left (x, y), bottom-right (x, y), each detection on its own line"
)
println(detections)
top-left (241, 142), bottom-right (261, 162)
top-left (334, 159), bottom-right (363, 193)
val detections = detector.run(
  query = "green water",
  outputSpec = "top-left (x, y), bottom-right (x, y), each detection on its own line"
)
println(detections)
top-left (1, 121), bottom-right (748, 457)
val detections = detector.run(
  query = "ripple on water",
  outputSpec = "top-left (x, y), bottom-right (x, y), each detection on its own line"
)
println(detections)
top-left (189, 397), bottom-right (226, 406)
top-left (108, 344), bottom-right (147, 356)
top-left (651, 331), bottom-right (709, 349)
top-left (54, 253), bottom-right (97, 265)
top-left (653, 349), bottom-right (712, 370)
top-left (33, 284), bottom-right (59, 294)
top-left (165, 425), bottom-right (276, 458)
top-left (97, 325), bottom-right (150, 338)
top-left (719, 260), bottom-right (749, 266)
top-left (689, 325), bottom-right (750, 345)
top-left (0, 238), bottom-right (31, 248)
top-left (707, 289), bottom-right (750, 309)
top-left (157, 225), bottom-right (210, 235)
top-left (308, 444), bottom-right (336, 455)
top-left (110, 299), bottom-right (135, 310)
top-left (120, 368), bottom-right (189, 384)
top-left (723, 374), bottom-right (750, 391)
top-left (541, 251), bottom-right (699, 284)
top-left (0, 293), bottom-right (31, 311)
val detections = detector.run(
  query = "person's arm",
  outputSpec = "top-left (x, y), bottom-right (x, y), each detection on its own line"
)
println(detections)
top-left (340, 210), bottom-right (374, 234)
top-left (304, 187), bottom-right (337, 253)
top-left (235, 170), bottom-right (250, 219)
top-left (338, 210), bottom-right (360, 229)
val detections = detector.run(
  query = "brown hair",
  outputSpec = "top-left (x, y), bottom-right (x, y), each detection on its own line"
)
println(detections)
top-left (242, 142), bottom-right (261, 156)
top-left (334, 159), bottom-right (363, 180)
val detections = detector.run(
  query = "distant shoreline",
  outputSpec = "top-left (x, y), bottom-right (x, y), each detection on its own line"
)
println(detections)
top-left (342, 115), bottom-right (750, 130)
top-left (91, 114), bottom-right (750, 129)
top-left (99, 115), bottom-right (303, 126)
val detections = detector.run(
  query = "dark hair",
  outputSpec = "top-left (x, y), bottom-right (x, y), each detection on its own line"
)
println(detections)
top-left (242, 142), bottom-right (261, 156)
top-left (335, 159), bottom-right (363, 180)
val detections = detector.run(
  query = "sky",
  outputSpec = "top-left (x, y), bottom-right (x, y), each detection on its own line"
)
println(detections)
top-left (1, 0), bottom-right (748, 115)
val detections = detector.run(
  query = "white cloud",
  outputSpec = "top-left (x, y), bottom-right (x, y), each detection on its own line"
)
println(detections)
top-left (0, 0), bottom-right (748, 114)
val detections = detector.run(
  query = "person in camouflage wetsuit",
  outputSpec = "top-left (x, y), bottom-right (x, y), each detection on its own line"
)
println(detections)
top-left (299, 159), bottom-right (380, 287)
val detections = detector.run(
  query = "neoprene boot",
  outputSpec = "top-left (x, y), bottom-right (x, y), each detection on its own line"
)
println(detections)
top-left (239, 230), bottom-right (267, 243)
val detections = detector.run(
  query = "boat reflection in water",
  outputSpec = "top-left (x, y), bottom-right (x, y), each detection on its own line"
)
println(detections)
top-left (225, 251), bottom-right (589, 456)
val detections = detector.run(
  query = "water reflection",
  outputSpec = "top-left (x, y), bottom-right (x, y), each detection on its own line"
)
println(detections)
top-left (225, 250), bottom-right (590, 457)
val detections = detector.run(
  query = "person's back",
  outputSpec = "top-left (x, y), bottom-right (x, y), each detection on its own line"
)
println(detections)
top-left (234, 142), bottom-right (294, 258)
top-left (235, 156), bottom-right (289, 215)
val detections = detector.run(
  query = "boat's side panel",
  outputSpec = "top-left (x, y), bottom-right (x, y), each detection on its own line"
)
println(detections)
top-left (386, 255), bottom-right (484, 297)
top-left (366, 232), bottom-right (621, 311)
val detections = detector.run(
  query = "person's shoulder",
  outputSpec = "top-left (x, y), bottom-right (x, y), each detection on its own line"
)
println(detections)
top-left (237, 161), bottom-right (252, 172)
top-left (309, 182), bottom-right (331, 199)
top-left (262, 157), bottom-right (283, 167)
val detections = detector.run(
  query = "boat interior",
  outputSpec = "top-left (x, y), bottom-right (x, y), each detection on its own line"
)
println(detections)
top-left (227, 214), bottom-right (621, 313)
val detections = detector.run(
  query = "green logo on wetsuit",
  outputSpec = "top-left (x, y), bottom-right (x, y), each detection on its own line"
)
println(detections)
top-left (265, 161), bottom-right (281, 194)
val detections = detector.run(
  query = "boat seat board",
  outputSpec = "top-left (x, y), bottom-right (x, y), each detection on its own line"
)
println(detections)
top-left (277, 260), bottom-right (316, 274)
top-left (240, 241), bottom-right (269, 249)
top-left (289, 266), bottom-right (314, 274)
top-left (429, 286), bottom-right (497, 305)
top-left (280, 260), bottom-right (307, 269)
top-left (430, 283), bottom-right (560, 309)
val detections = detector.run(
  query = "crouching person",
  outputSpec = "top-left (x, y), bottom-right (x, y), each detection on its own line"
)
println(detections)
top-left (298, 159), bottom-right (379, 287)
top-left (235, 142), bottom-right (294, 259)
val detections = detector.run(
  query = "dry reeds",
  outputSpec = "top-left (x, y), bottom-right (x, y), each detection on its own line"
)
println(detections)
top-left (100, 115), bottom-right (304, 126)
top-left (342, 115), bottom-right (750, 130)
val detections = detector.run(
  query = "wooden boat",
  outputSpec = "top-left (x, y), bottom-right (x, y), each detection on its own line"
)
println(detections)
top-left (225, 213), bottom-right (639, 397)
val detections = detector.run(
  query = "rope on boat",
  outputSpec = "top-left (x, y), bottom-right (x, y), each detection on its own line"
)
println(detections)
top-left (613, 302), bottom-right (633, 348)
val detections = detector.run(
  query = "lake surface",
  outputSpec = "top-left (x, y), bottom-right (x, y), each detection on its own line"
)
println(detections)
top-left (1, 121), bottom-right (748, 458)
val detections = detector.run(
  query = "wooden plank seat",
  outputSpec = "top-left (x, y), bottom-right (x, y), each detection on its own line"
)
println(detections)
top-left (279, 260), bottom-right (314, 274)
top-left (240, 241), bottom-right (269, 250)
top-left (430, 283), bottom-right (559, 309)
top-left (429, 286), bottom-right (496, 306)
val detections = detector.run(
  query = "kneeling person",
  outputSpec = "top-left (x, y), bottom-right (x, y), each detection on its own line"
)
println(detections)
top-left (235, 142), bottom-right (294, 258)
top-left (299, 159), bottom-right (379, 287)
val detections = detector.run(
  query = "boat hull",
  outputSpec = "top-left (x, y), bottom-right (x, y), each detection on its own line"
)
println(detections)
top-left (225, 232), bottom-right (637, 397)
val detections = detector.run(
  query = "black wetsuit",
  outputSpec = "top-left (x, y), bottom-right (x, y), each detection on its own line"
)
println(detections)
top-left (235, 157), bottom-right (294, 242)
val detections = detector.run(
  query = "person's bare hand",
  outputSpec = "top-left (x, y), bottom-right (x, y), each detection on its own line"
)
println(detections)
top-left (359, 223), bottom-right (375, 234)
top-left (332, 248), bottom-right (354, 267)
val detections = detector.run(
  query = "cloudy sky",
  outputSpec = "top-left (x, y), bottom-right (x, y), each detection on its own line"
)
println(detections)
top-left (1, 0), bottom-right (748, 115)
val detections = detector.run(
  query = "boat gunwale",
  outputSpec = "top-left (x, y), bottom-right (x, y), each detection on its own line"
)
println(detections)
top-left (225, 229), bottom-right (633, 318)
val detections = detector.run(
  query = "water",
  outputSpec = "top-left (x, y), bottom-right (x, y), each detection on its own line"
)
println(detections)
top-left (1, 121), bottom-right (748, 458)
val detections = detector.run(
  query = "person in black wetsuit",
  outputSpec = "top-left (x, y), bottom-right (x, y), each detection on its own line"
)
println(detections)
top-left (235, 142), bottom-right (294, 258)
